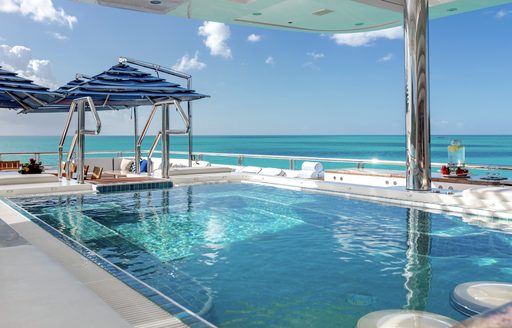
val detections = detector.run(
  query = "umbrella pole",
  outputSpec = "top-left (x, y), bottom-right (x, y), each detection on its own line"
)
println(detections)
top-left (133, 106), bottom-right (139, 172)
top-left (187, 78), bottom-right (192, 168)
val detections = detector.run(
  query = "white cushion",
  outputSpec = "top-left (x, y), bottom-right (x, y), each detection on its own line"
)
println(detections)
top-left (238, 166), bottom-right (262, 174)
top-left (283, 170), bottom-right (300, 178)
top-left (120, 158), bottom-right (134, 171)
top-left (259, 168), bottom-right (285, 176)
top-left (84, 158), bottom-right (113, 170)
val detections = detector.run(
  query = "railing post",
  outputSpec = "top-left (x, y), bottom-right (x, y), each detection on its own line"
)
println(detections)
top-left (238, 156), bottom-right (244, 166)
top-left (289, 159), bottom-right (295, 170)
top-left (77, 100), bottom-right (85, 184)
top-left (58, 148), bottom-right (63, 178)
top-left (161, 104), bottom-right (170, 179)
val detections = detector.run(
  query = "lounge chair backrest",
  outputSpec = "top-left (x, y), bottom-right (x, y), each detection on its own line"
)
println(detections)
top-left (83, 165), bottom-right (90, 177)
top-left (91, 166), bottom-right (103, 180)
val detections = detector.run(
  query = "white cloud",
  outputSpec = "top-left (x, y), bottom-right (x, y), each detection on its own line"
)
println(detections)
top-left (265, 56), bottom-right (275, 65)
top-left (48, 32), bottom-right (67, 40)
top-left (198, 21), bottom-right (232, 58)
top-left (172, 52), bottom-right (206, 71)
top-left (307, 52), bottom-right (324, 60)
top-left (0, 0), bottom-right (77, 28)
top-left (0, 44), bottom-right (57, 88)
top-left (247, 34), bottom-right (261, 42)
top-left (495, 9), bottom-right (512, 19)
top-left (378, 53), bottom-right (393, 62)
top-left (331, 26), bottom-right (403, 47)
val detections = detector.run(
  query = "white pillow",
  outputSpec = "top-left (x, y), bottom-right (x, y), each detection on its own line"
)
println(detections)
top-left (120, 158), bottom-right (134, 172)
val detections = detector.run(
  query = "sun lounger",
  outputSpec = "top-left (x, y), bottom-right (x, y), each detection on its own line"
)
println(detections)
top-left (0, 174), bottom-right (59, 185)
top-left (259, 168), bottom-right (285, 176)
top-left (237, 166), bottom-right (262, 174)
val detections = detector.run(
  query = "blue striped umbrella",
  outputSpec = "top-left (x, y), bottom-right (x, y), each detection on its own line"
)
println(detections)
top-left (0, 66), bottom-right (59, 112)
top-left (38, 63), bottom-right (208, 112)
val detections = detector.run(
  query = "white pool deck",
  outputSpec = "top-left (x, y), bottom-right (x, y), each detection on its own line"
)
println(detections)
top-left (1, 167), bottom-right (512, 327)
top-left (0, 197), bottom-right (190, 328)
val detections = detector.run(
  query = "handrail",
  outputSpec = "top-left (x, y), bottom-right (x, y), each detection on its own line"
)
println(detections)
top-left (135, 102), bottom-right (161, 173)
top-left (75, 97), bottom-right (102, 183)
top-left (64, 132), bottom-right (78, 180)
top-left (2, 150), bottom-right (512, 172)
top-left (146, 131), bottom-right (162, 175)
top-left (167, 151), bottom-right (512, 171)
top-left (58, 101), bottom-right (77, 178)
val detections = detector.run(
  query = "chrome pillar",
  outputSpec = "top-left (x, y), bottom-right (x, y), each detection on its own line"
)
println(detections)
top-left (404, 0), bottom-right (431, 191)
top-left (161, 104), bottom-right (170, 179)
top-left (76, 100), bottom-right (85, 184)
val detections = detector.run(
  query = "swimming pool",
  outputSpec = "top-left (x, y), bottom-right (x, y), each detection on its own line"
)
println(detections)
top-left (11, 183), bottom-right (512, 327)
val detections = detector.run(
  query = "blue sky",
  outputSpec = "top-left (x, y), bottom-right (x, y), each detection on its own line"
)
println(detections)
top-left (0, 0), bottom-right (511, 135)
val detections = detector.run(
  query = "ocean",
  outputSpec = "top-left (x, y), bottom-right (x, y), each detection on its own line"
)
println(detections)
top-left (1, 135), bottom-right (511, 177)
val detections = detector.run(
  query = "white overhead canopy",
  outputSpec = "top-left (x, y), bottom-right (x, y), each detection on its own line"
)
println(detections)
top-left (79, 0), bottom-right (511, 33)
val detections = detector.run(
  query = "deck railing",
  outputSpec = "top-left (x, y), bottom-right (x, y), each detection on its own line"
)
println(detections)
top-left (1, 150), bottom-right (512, 173)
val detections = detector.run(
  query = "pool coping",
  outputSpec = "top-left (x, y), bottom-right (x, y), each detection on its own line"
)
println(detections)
top-left (0, 197), bottom-right (217, 328)
top-left (169, 172), bottom-right (512, 220)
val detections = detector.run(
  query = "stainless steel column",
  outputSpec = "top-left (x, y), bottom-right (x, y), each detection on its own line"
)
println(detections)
top-left (76, 100), bottom-right (85, 184)
top-left (404, 0), bottom-right (431, 191)
top-left (187, 78), bottom-right (193, 168)
top-left (161, 104), bottom-right (170, 178)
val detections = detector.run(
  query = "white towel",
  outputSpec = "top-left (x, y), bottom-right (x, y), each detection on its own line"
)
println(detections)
top-left (301, 161), bottom-right (323, 172)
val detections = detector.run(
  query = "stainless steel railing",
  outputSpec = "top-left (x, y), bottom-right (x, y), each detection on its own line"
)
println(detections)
top-left (2, 150), bottom-right (512, 172)
top-left (168, 151), bottom-right (512, 171)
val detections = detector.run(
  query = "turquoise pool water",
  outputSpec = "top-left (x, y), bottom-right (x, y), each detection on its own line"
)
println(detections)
top-left (12, 183), bottom-right (512, 327)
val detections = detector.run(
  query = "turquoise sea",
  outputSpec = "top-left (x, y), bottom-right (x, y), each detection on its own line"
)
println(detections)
top-left (1, 135), bottom-right (511, 177)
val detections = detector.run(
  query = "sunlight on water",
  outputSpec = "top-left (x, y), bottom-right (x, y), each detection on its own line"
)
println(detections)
top-left (12, 183), bottom-right (512, 327)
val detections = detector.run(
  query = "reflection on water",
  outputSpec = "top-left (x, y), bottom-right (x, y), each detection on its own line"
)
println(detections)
top-left (404, 209), bottom-right (432, 311)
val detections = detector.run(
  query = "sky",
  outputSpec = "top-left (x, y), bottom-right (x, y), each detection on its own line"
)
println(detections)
top-left (0, 0), bottom-right (511, 136)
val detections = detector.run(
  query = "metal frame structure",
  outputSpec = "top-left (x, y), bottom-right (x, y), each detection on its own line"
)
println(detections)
top-left (135, 99), bottom-right (190, 178)
top-left (58, 97), bottom-right (101, 183)
top-left (119, 57), bottom-right (194, 175)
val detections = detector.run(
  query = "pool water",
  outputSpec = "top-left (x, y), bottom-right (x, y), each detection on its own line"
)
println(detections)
top-left (12, 183), bottom-right (512, 327)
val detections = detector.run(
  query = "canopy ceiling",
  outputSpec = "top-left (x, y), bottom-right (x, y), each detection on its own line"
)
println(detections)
top-left (78, 0), bottom-right (512, 33)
